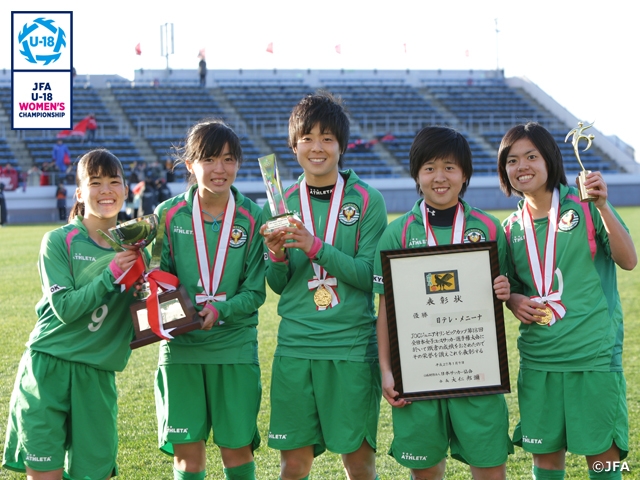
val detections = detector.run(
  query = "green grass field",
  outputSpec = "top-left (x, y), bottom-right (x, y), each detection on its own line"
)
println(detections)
top-left (0, 208), bottom-right (639, 479)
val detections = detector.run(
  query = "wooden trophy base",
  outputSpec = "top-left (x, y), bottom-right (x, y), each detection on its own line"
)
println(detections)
top-left (129, 285), bottom-right (202, 349)
top-left (578, 170), bottom-right (597, 203)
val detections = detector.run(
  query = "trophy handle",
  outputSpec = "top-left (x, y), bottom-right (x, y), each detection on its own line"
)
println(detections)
top-left (97, 229), bottom-right (125, 252)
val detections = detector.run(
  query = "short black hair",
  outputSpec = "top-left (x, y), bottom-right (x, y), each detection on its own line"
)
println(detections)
top-left (288, 91), bottom-right (350, 167)
top-left (497, 122), bottom-right (567, 197)
top-left (409, 126), bottom-right (473, 197)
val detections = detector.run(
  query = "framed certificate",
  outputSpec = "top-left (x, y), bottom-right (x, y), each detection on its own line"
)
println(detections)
top-left (381, 241), bottom-right (510, 401)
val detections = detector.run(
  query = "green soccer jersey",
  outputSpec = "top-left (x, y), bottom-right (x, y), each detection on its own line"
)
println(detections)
top-left (27, 216), bottom-right (135, 372)
top-left (155, 185), bottom-right (265, 365)
top-left (503, 184), bottom-right (627, 372)
top-left (373, 198), bottom-right (509, 296)
top-left (264, 170), bottom-right (388, 362)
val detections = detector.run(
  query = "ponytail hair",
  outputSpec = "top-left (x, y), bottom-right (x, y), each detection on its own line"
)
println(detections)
top-left (69, 149), bottom-right (126, 221)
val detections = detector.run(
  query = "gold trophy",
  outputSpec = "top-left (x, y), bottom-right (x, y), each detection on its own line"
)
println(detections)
top-left (565, 121), bottom-right (597, 202)
top-left (99, 214), bottom-right (201, 348)
top-left (258, 153), bottom-right (299, 233)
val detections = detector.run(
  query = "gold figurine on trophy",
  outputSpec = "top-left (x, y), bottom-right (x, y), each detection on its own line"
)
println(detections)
top-left (565, 121), bottom-right (597, 202)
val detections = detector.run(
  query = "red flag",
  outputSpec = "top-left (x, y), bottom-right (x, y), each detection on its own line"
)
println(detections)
top-left (403, 43), bottom-right (407, 53)
top-left (198, 48), bottom-right (206, 59)
top-left (465, 49), bottom-right (470, 57)
top-left (57, 116), bottom-right (92, 139)
top-left (335, 44), bottom-right (341, 54)
top-left (135, 43), bottom-right (142, 55)
top-left (266, 42), bottom-right (273, 53)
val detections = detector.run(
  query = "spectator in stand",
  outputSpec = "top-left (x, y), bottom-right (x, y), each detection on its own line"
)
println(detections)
top-left (52, 139), bottom-right (71, 184)
top-left (55, 183), bottom-right (68, 221)
top-left (27, 163), bottom-right (42, 187)
top-left (0, 183), bottom-right (6, 226)
top-left (140, 179), bottom-right (158, 215)
top-left (0, 164), bottom-right (19, 191)
top-left (40, 162), bottom-right (54, 186)
top-left (156, 178), bottom-right (173, 203)
top-left (164, 159), bottom-right (175, 183)
top-left (85, 114), bottom-right (98, 144)
top-left (198, 57), bottom-right (207, 87)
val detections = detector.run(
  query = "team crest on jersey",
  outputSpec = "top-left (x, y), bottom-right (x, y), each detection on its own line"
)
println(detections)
top-left (229, 225), bottom-right (247, 248)
top-left (339, 203), bottom-right (360, 226)
top-left (464, 228), bottom-right (485, 243)
top-left (558, 209), bottom-right (580, 232)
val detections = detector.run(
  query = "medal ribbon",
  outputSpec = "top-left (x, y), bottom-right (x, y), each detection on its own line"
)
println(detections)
top-left (300, 175), bottom-right (345, 311)
top-left (420, 201), bottom-right (466, 246)
top-left (192, 191), bottom-right (235, 305)
top-left (522, 188), bottom-right (566, 326)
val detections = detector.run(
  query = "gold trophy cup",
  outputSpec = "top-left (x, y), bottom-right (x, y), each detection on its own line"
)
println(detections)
top-left (99, 214), bottom-right (201, 348)
top-left (565, 121), bottom-right (597, 202)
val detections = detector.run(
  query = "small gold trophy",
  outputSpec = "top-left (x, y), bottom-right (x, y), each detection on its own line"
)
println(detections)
top-left (565, 121), bottom-right (597, 202)
top-left (99, 214), bottom-right (201, 348)
top-left (258, 153), bottom-right (299, 233)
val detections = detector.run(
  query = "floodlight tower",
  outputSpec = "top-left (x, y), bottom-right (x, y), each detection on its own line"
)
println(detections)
top-left (494, 18), bottom-right (500, 71)
top-left (160, 23), bottom-right (174, 70)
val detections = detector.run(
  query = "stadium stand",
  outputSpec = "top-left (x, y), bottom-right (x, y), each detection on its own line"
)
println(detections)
top-left (0, 70), bottom-right (634, 190)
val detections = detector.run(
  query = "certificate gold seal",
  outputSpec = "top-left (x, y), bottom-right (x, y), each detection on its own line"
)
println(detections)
top-left (313, 285), bottom-right (332, 308)
top-left (535, 306), bottom-right (553, 326)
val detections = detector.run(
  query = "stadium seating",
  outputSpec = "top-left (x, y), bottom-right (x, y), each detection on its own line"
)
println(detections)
top-left (0, 74), bottom-right (625, 184)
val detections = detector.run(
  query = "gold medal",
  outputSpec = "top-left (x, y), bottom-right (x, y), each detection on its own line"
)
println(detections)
top-left (535, 306), bottom-right (553, 326)
top-left (313, 285), bottom-right (332, 308)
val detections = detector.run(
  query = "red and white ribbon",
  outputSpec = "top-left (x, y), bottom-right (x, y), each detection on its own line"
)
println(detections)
top-left (143, 268), bottom-right (180, 340)
top-left (192, 191), bottom-right (235, 307)
top-left (114, 253), bottom-right (180, 341)
top-left (522, 188), bottom-right (566, 326)
top-left (300, 175), bottom-right (345, 310)
top-left (115, 254), bottom-right (146, 293)
top-left (420, 201), bottom-right (466, 246)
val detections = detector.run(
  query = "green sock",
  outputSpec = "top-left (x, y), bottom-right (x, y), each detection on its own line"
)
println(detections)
top-left (224, 461), bottom-right (256, 480)
top-left (589, 469), bottom-right (622, 480)
top-left (173, 468), bottom-right (206, 480)
top-left (532, 465), bottom-right (565, 479)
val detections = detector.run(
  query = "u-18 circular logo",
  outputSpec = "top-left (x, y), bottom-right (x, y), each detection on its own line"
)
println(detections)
top-left (339, 203), bottom-right (360, 226)
top-left (558, 209), bottom-right (580, 232)
top-left (18, 18), bottom-right (67, 66)
top-left (229, 225), bottom-right (248, 248)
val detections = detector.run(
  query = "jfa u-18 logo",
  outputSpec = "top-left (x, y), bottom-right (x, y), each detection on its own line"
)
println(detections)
top-left (12, 12), bottom-right (72, 70)
top-left (425, 270), bottom-right (459, 294)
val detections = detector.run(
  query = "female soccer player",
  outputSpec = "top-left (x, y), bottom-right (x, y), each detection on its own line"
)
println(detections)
top-left (498, 122), bottom-right (637, 480)
top-left (153, 119), bottom-right (265, 480)
top-left (3, 149), bottom-right (139, 480)
top-left (261, 92), bottom-right (388, 480)
top-left (374, 126), bottom-right (512, 480)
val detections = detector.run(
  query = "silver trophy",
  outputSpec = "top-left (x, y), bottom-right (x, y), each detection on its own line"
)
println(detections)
top-left (258, 153), bottom-right (299, 233)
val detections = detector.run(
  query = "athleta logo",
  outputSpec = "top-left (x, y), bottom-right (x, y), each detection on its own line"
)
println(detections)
top-left (401, 452), bottom-right (427, 461)
top-left (49, 284), bottom-right (65, 293)
top-left (25, 453), bottom-right (52, 462)
top-left (73, 253), bottom-right (96, 262)
top-left (173, 226), bottom-right (193, 235)
top-left (373, 275), bottom-right (383, 284)
top-left (408, 238), bottom-right (427, 247)
top-left (167, 426), bottom-right (189, 434)
top-left (522, 436), bottom-right (543, 444)
top-left (268, 432), bottom-right (287, 440)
